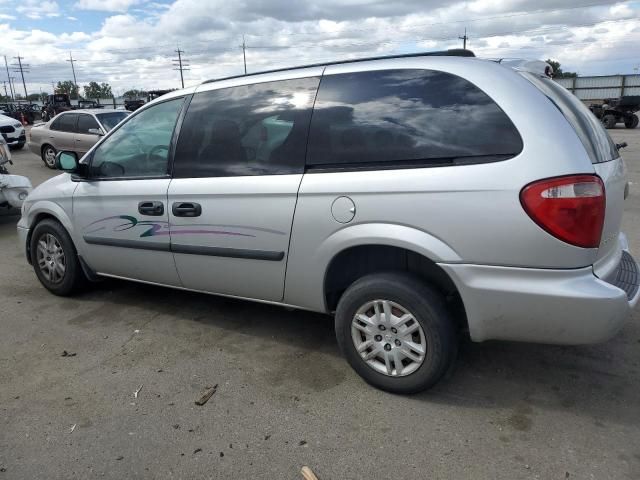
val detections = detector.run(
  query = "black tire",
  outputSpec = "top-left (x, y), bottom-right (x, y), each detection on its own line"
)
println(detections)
top-left (30, 219), bottom-right (86, 296)
top-left (335, 272), bottom-right (457, 394)
top-left (41, 144), bottom-right (57, 169)
top-left (603, 114), bottom-right (617, 129)
top-left (625, 114), bottom-right (639, 129)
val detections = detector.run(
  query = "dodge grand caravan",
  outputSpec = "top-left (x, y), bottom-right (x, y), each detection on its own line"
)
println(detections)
top-left (18, 50), bottom-right (639, 393)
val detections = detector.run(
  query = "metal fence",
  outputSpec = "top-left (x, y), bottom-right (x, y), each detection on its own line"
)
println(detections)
top-left (556, 75), bottom-right (640, 101)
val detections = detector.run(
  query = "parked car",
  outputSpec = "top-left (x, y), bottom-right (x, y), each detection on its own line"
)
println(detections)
top-left (0, 114), bottom-right (26, 150)
top-left (29, 109), bottom-right (129, 168)
top-left (17, 50), bottom-right (638, 393)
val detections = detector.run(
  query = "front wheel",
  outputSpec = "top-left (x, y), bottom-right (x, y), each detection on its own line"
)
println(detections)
top-left (42, 145), bottom-right (57, 169)
top-left (335, 272), bottom-right (457, 394)
top-left (603, 114), bottom-right (617, 129)
top-left (30, 219), bottom-right (86, 296)
top-left (625, 114), bottom-right (639, 129)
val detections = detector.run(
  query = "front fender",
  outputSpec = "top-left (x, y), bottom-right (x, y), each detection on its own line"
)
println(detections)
top-left (284, 222), bottom-right (461, 312)
top-left (25, 200), bottom-right (75, 235)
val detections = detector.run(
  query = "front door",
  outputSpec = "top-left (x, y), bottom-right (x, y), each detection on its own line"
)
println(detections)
top-left (168, 75), bottom-right (320, 301)
top-left (73, 97), bottom-right (186, 285)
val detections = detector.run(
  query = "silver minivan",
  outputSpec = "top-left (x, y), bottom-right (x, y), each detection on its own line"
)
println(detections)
top-left (17, 50), bottom-right (639, 393)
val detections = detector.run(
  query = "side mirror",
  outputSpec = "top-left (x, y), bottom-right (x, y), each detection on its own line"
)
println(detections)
top-left (88, 128), bottom-right (104, 136)
top-left (55, 151), bottom-right (79, 172)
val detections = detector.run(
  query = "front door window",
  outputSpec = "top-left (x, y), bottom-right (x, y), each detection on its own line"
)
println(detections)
top-left (89, 98), bottom-right (184, 178)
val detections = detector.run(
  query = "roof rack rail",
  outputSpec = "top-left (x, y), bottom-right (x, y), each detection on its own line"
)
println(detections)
top-left (202, 49), bottom-right (475, 84)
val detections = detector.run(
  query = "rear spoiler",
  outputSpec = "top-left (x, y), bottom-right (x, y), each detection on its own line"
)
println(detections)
top-left (491, 58), bottom-right (554, 78)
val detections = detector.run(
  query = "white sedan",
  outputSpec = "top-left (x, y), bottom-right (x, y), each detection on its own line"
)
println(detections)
top-left (0, 114), bottom-right (26, 150)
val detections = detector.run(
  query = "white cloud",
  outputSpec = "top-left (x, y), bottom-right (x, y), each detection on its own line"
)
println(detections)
top-left (0, 0), bottom-right (638, 94)
top-left (67, 16), bottom-right (79, 21)
top-left (0, 13), bottom-right (16, 20)
top-left (16, 0), bottom-right (59, 20)
top-left (75, 0), bottom-right (140, 12)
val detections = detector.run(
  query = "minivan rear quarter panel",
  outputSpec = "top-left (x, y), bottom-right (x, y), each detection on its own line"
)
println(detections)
top-left (283, 57), bottom-right (600, 311)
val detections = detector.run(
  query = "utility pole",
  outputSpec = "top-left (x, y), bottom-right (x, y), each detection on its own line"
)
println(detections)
top-left (12, 55), bottom-right (29, 103)
top-left (459, 28), bottom-right (469, 50)
top-left (172, 48), bottom-right (189, 88)
top-left (2, 80), bottom-right (8, 99)
top-left (67, 52), bottom-right (78, 96)
top-left (3, 55), bottom-right (14, 101)
top-left (51, 81), bottom-right (56, 94)
top-left (242, 35), bottom-right (247, 74)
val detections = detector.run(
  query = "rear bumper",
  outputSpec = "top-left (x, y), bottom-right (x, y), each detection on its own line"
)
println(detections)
top-left (439, 248), bottom-right (638, 345)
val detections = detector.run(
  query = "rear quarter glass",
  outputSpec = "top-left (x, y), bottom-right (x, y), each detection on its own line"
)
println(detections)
top-left (520, 72), bottom-right (619, 164)
top-left (306, 68), bottom-right (523, 169)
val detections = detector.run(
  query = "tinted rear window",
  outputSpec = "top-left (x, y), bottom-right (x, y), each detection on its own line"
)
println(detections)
top-left (307, 69), bottom-right (522, 169)
top-left (521, 73), bottom-right (619, 164)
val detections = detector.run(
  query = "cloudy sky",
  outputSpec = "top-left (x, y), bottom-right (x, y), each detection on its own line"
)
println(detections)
top-left (0, 0), bottom-right (639, 97)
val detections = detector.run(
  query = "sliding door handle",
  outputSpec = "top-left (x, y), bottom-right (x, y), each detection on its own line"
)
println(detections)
top-left (172, 202), bottom-right (202, 217)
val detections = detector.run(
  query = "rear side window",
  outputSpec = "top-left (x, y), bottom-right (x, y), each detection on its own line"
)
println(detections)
top-left (173, 77), bottom-right (320, 178)
top-left (307, 69), bottom-right (522, 169)
top-left (51, 113), bottom-right (77, 133)
top-left (521, 73), bottom-right (619, 164)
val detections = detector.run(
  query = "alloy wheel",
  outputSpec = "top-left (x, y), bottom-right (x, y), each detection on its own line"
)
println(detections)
top-left (44, 148), bottom-right (56, 168)
top-left (36, 233), bottom-right (66, 284)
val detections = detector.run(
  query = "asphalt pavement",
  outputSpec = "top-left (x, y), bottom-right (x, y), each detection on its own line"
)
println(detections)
top-left (1, 128), bottom-right (639, 479)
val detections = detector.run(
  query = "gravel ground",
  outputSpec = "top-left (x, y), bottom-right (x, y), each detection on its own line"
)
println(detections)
top-left (0, 128), bottom-right (639, 479)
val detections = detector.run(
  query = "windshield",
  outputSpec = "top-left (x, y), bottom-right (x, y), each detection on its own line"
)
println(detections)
top-left (521, 72), bottom-right (619, 164)
top-left (97, 112), bottom-right (130, 132)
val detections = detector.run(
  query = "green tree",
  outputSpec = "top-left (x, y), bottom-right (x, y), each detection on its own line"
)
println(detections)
top-left (545, 59), bottom-right (578, 78)
top-left (123, 89), bottom-right (147, 99)
top-left (56, 80), bottom-right (80, 99)
top-left (27, 93), bottom-right (42, 102)
top-left (84, 81), bottom-right (113, 99)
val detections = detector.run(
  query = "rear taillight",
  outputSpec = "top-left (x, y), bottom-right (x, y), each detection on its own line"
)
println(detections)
top-left (520, 174), bottom-right (605, 248)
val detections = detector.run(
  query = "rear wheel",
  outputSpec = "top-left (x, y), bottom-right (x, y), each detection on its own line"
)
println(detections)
top-left (603, 114), bottom-right (617, 129)
top-left (41, 144), bottom-right (57, 169)
top-left (30, 219), bottom-right (86, 296)
top-left (625, 114), bottom-right (639, 129)
top-left (335, 272), bottom-right (457, 394)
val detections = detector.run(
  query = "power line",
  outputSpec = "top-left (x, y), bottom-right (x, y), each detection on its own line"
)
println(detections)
top-left (172, 48), bottom-right (190, 88)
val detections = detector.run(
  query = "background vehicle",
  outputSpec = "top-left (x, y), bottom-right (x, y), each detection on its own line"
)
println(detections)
top-left (41, 94), bottom-right (73, 122)
top-left (29, 109), bottom-right (129, 168)
top-left (124, 99), bottom-right (145, 111)
top-left (589, 96), bottom-right (640, 129)
top-left (0, 136), bottom-right (32, 210)
top-left (17, 51), bottom-right (639, 394)
top-left (0, 114), bottom-right (26, 150)
top-left (77, 100), bottom-right (105, 110)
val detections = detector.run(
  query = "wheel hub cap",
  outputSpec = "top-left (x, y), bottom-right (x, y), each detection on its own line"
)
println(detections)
top-left (351, 299), bottom-right (427, 377)
top-left (36, 233), bottom-right (66, 284)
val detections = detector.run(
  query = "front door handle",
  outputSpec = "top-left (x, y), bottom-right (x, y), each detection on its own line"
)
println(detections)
top-left (172, 202), bottom-right (202, 217)
top-left (138, 201), bottom-right (164, 216)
